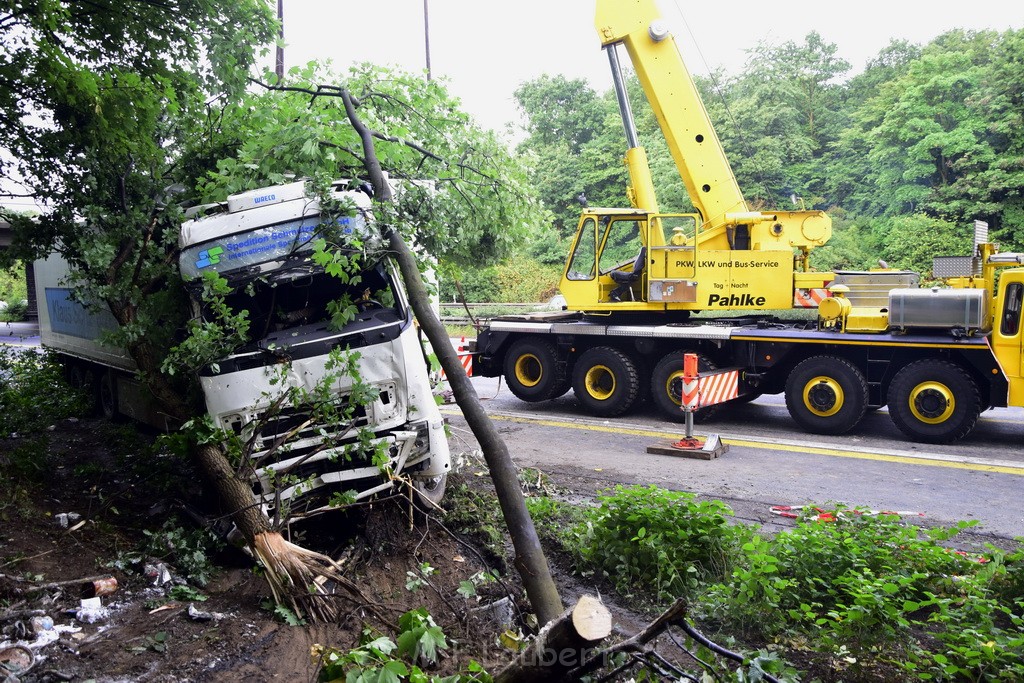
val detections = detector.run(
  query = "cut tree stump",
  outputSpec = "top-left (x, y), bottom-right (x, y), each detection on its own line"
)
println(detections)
top-left (495, 594), bottom-right (612, 683)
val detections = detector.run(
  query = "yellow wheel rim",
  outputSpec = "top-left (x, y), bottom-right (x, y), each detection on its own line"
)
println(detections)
top-left (908, 381), bottom-right (955, 424)
top-left (665, 370), bottom-right (684, 407)
top-left (514, 353), bottom-right (542, 388)
top-left (803, 376), bottom-right (844, 417)
top-left (584, 364), bottom-right (616, 400)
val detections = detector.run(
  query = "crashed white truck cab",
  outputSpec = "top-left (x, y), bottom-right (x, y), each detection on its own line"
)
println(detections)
top-left (37, 180), bottom-right (450, 519)
top-left (176, 181), bottom-right (451, 517)
top-left (174, 181), bottom-right (450, 518)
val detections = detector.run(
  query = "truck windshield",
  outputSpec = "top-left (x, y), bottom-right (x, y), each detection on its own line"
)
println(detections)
top-left (210, 257), bottom-right (407, 354)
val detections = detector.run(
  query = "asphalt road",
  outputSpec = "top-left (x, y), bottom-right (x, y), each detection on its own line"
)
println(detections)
top-left (7, 325), bottom-right (1019, 542)
top-left (441, 373), bottom-right (1024, 543)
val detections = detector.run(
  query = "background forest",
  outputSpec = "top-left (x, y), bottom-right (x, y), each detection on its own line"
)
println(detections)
top-left (448, 27), bottom-right (1024, 303)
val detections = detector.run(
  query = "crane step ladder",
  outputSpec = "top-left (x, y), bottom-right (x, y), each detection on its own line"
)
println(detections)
top-left (646, 353), bottom-right (731, 460)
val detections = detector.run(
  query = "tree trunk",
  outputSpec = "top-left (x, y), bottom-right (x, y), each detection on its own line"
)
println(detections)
top-left (190, 442), bottom-right (271, 538)
top-left (495, 595), bottom-right (612, 683)
top-left (111, 308), bottom-right (361, 621)
top-left (115, 327), bottom-right (275, 546)
top-left (339, 87), bottom-right (564, 627)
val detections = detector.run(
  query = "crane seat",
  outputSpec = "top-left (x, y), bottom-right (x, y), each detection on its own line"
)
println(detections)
top-left (608, 247), bottom-right (646, 302)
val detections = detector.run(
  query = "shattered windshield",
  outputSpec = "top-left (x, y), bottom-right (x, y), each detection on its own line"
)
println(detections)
top-left (215, 258), bottom-right (405, 347)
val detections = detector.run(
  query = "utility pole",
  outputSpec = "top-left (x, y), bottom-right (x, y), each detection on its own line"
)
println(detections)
top-left (423, 0), bottom-right (432, 80)
top-left (275, 0), bottom-right (285, 83)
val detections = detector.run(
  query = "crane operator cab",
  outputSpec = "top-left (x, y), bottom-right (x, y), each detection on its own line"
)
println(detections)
top-left (563, 210), bottom-right (648, 306)
top-left (561, 208), bottom-right (709, 313)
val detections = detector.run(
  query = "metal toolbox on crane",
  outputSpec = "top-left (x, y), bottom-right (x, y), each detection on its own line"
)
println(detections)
top-left (833, 270), bottom-right (919, 307)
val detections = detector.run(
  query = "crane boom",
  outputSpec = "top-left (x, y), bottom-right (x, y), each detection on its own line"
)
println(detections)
top-left (557, 0), bottom-right (834, 315)
top-left (597, 0), bottom-right (747, 224)
top-left (595, 0), bottom-right (831, 252)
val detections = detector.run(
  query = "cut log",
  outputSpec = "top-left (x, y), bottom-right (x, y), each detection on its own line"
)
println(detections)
top-left (495, 594), bottom-right (612, 683)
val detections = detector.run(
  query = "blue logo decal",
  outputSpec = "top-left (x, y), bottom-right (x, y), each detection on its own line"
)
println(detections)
top-left (196, 246), bottom-right (225, 269)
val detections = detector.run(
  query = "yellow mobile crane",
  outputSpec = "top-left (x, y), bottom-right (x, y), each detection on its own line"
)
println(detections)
top-left (559, 0), bottom-right (833, 314)
top-left (473, 1), bottom-right (1024, 444)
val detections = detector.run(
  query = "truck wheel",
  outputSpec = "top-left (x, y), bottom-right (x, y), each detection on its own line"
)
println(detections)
top-left (887, 360), bottom-right (980, 444)
top-left (785, 356), bottom-right (867, 435)
top-left (67, 363), bottom-right (98, 414)
top-left (503, 338), bottom-right (566, 402)
top-left (98, 371), bottom-right (121, 421)
top-left (413, 473), bottom-right (448, 508)
top-left (650, 351), bottom-right (720, 423)
top-left (571, 346), bottom-right (640, 417)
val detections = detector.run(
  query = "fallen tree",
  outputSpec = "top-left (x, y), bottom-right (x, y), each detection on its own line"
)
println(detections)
top-left (339, 87), bottom-right (564, 627)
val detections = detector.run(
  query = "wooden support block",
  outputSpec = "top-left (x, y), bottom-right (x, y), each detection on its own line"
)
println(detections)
top-left (646, 435), bottom-right (728, 460)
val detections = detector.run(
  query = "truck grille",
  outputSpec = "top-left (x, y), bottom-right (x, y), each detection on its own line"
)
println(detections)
top-left (250, 400), bottom-right (371, 468)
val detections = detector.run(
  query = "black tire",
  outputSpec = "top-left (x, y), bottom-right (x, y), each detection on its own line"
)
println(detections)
top-left (413, 473), bottom-right (448, 508)
top-left (650, 351), bottom-right (721, 424)
top-left (887, 360), bottom-right (980, 444)
top-left (98, 371), bottom-right (121, 421)
top-left (571, 346), bottom-right (640, 417)
top-left (503, 338), bottom-right (566, 402)
top-left (785, 356), bottom-right (868, 435)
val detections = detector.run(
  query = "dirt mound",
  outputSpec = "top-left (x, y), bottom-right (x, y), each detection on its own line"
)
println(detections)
top-left (0, 418), bottom-right (521, 682)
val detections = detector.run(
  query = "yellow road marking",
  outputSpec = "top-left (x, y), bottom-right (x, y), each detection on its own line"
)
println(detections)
top-left (442, 409), bottom-right (1024, 477)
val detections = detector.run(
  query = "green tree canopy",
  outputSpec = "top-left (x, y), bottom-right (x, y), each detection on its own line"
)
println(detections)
top-left (0, 0), bottom-right (274, 196)
top-left (192, 63), bottom-right (539, 268)
top-left (512, 24), bottom-right (1024, 267)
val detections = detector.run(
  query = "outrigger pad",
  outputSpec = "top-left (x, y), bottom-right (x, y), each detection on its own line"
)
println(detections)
top-left (646, 434), bottom-right (729, 460)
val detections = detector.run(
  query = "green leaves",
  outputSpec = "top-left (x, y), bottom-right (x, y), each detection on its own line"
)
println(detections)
top-left (544, 486), bottom-right (1023, 681)
top-left (565, 484), bottom-right (750, 603)
top-left (396, 608), bottom-right (448, 666)
top-left (314, 609), bottom-right (483, 683)
top-left (191, 62), bottom-right (535, 269)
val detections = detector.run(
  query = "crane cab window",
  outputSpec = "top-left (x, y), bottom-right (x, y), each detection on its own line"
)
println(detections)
top-left (599, 219), bottom-right (643, 273)
top-left (566, 217), bottom-right (598, 281)
top-left (1001, 282), bottom-right (1022, 336)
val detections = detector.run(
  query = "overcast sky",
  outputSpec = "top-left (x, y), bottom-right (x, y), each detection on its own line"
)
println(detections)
top-left (281, 0), bottom-right (1024, 135)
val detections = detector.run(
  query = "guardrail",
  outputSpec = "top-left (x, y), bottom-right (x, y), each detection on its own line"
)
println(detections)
top-left (438, 302), bottom-right (551, 327)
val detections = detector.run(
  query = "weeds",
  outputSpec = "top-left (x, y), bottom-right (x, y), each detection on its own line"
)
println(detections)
top-left (314, 608), bottom-right (491, 682)
top-left (440, 475), bottom-right (504, 560)
top-left (544, 485), bottom-right (1024, 682)
top-left (0, 347), bottom-right (88, 438)
top-left (564, 484), bottom-right (752, 603)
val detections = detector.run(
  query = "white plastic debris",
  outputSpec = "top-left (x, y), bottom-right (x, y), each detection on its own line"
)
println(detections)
top-left (75, 596), bottom-right (109, 624)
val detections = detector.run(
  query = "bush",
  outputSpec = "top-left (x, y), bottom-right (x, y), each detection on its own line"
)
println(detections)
top-left (534, 484), bottom-right (1024, 682)
top-left (0, 299), bottom-right (29, 322)
top-left (440, 255), bottom-right (562, 303)
top-left (565, 485), bottom-right (751, 602)
top-left (700, 508), bottom-right (1024, 680)
top-left (0, 262), bottom-right (28, 306)
top-left (0, 348), bottom-right (88, 437)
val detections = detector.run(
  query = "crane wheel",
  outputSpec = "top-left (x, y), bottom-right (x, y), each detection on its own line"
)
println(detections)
top-left (650, 350), bottom-right (720, 424)
top-left (887, 359), bottom-right (980, 444)
top-left (785, 356), bottom-right (867, 435)
top-left (503, 338), bottom-right (568, 402)
top-left (571, 346), bottom-right (640, 417)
